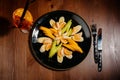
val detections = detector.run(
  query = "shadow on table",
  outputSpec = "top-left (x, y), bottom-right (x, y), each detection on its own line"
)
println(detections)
top-left (0, 17), bottom-right (12, 37)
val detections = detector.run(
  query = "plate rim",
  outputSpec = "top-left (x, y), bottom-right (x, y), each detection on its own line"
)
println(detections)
top-left (29, 10), bottom-right (92, 70)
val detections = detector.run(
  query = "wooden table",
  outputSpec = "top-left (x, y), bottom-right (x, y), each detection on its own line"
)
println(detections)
top-left (0, 0), bottom-right (120, 80)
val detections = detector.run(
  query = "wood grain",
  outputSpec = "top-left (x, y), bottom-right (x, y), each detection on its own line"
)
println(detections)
top-left (0, 0), bottom-right (120, 80)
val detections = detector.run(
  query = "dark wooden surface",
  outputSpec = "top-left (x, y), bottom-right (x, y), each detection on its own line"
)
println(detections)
top-left (0, 0), bottom-right (120, 80)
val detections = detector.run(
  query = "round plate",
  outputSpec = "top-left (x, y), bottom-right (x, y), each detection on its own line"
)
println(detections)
top-left (29, 10), bottom-right (91, 70)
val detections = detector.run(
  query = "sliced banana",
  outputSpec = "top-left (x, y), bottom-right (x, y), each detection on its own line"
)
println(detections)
top-left (57, 48), bottom-right (64, 63)
top-left (37, 37), bottom-right (51, 43)
top-left (72, 32), bottom-right (84, 42)
top-left (40, 45), bottom-right (46, 53)
top-left (59, 16), bottom-right (65, 23)
top-left (57, 55), bottom-right (63, 63)
top-left (50, 19), bottom-right (55, 27)
top-left (65, 55), bottom-right (73, 59)
top-left (72, 25), bottom-right (82, 35)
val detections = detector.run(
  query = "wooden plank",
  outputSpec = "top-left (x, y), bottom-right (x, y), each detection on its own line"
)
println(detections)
top-left (0, 0), bottom-right (120, 80)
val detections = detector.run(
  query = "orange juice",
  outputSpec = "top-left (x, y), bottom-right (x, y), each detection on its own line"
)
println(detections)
top-left (13, 8), bottom-right (33, 33)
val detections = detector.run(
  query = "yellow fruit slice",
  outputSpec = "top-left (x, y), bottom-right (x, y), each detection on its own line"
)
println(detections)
top-left (64, 47), bottom-right (72, 55)
top-left (72, 25), bottom-right (82, 35)
top-left (57, 47), bottom-right (64, 63)
top-left (72, 32), bottom-right (84, 42)
top-left (63, 39), bottom-right (83, 53)
top-left (59, 16), bottom-right (65, 23)
top-left (40, 26), bottom-right (55, 39)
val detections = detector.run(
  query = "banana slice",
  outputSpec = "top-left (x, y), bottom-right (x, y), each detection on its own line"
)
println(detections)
top-left (37, 37), bottom-right (51, 43)
top-left (64, 48), bottom-right (73, 59)
top-left (40, 45), bottom-right (46, 53)
top-left (57, 48), bottom-right (64, 63)
top-left (50, 19), bottom-right (55, 27)
top-left (72, 32), bottom-right (84, 42)
top-left (59, 16), bottom-right (65, 23)
top-left (72, 25), bottom-right (82, 35)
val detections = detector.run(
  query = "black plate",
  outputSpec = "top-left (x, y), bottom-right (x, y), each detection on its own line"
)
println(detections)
top-left (29, 10), bottom-right (91, 70)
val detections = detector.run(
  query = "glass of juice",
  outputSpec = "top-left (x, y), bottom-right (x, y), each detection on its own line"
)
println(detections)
top-left (12, 8), bottom-right (33, 33)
